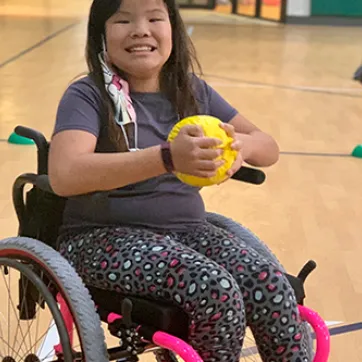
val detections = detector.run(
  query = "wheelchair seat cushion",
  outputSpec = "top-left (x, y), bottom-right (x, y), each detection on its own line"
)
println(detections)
top-left (88, 286), bottom-right (189, 340)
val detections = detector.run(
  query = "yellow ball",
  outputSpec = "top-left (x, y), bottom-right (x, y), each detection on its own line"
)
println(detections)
top-left (167, 115), bottom-right (238, 187)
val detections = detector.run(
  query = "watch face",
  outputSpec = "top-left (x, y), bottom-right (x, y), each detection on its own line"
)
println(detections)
top-left (161, 142), bottom-right (174, 172)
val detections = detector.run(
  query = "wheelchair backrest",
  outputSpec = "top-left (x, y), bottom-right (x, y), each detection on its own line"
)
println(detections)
top-left (13, 126), bottom-right (67, 250)
top-left (22, 186), bottom-right (66, 250)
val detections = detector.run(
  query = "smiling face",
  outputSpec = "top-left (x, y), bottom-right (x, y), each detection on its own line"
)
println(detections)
top-left (105, 0), bottom-right (172, 88)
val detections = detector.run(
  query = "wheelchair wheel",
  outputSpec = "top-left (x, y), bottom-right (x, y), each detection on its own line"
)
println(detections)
top-left (0, 236), bottom-right (108, 362)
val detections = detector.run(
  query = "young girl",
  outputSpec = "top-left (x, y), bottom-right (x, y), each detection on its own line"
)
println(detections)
top-left (49, 0), bottom-right (311, 361)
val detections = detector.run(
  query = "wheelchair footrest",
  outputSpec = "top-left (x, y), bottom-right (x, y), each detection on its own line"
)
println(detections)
top-left (98, 299), bottom-right (144, 359)
top-left (108, 320), bottom-right (141, 358)
top-left (89, 286), bottom-right (189, 340)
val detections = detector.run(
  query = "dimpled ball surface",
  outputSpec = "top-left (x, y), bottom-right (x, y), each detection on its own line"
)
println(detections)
top-left (167, 115), bottom-right (238, 187)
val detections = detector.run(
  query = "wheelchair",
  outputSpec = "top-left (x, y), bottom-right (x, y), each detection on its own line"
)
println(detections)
top-left (0, 125), bottom-right (330, 362)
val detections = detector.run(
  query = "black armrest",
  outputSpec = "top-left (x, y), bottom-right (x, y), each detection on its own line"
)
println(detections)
top-left (13, 173), bottom-right (55, 195)
top-left (14, 126), bottom-right (49, 174)
top-left (286, 260), bottom-right (317, 305)
top-left (13, 173), bottom-right (57, 232)
top-left (231, 166), bottom-right (266, 185)
top-left (14, 126), bottom-right (48, 151)
top-left (36, 175), bottom-right (56, 194)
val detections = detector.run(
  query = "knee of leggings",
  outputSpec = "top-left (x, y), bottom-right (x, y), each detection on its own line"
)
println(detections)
top-left (189, 264), bottom-right (245, 328)
top-left (185, 265), bottom-right (246, 354)
top-left (242, 260), bottom-right (298, 314)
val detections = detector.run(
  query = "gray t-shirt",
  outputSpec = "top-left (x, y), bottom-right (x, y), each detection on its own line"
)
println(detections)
top-left (53, 74), bottom-right (238, 232)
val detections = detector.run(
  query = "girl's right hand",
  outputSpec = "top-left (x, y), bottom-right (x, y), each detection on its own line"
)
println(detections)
top-left (170, 125), bottom-right (224, 178)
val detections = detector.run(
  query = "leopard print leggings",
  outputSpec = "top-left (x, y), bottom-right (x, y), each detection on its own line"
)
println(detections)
top-left (58, 222), bottom-right (310, 362)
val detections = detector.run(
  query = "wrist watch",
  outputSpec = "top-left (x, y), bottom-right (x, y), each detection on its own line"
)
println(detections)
top-left (160, 142), bottom-right (175, 173)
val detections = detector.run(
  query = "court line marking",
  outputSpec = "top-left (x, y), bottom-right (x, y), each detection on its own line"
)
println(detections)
top-left (280, 151), bottom-right (352, 158)
top-left (242, 321), bottom-right (362, 357)
top-left (207, 78), bottom-right (362, 98)
top-left (0, 22), bottom-right (80, 69)
top-left (328, 322), bottom-right (362, 336)
top-left (209, 80), bottom-right (362, 94)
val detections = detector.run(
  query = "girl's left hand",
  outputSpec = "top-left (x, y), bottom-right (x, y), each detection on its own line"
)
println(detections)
top-left (218, 123), bottom-right (248, 184)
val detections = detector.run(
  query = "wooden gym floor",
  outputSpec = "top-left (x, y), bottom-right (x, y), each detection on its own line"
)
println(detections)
top-left (0, 0), bottom-right (362, 361)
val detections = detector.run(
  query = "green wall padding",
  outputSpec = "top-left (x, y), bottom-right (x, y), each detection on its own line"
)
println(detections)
top-left (312, 0), bottom-right (362, 16)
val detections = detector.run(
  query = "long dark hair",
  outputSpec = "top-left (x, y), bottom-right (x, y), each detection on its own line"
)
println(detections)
top-left (86, 0), bottom-right (202, 151)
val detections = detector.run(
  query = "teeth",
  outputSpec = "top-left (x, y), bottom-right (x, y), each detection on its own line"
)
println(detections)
top-left (129, 46), bottom-right (152, 52)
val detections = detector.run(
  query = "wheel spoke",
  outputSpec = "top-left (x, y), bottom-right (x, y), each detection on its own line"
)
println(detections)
top-left (0, 334), bottom-right (23, 358)
top-left (1, 266), bottom-right (28, 359)
top-left (19, 320), bottom-right (55, 361)
top-left (13, 272), bottom-right (34, 358)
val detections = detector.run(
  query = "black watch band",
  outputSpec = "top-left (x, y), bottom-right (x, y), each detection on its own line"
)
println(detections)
top-left (160, 142), bottom-right (175, 173)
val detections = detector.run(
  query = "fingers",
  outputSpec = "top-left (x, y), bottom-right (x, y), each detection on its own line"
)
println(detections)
top-left (181, 125), bottom-right (223, 148)
top-left (193, 167), bottom-right (222, 179)
top-left (216, 152), bottom-right (243, 185)
top-left (197, 136), bottom-right (223, 149)
top-left (219, 122), bottom-right (235, 138)
top-left (187, 158), bottom-right (225, 179)
top-left (220, 123), bottom-right (242, 152)
top-left (230, 139), bottom-right (242, 151)
top-left (220, 123), bottom-right (244, 157)
top-left (181, 125), bottom-right (204, 137)
top-left (173, 123), bottom-right (243, 180)
top-left (196, 159), bottom-right (225, 171)
top-left (226, 152), bottom-right (243, 176)
top-left (197, 147), bottom-right (222, 160)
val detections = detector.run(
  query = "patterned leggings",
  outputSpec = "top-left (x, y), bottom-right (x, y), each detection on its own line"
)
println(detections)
top-left (58, 222), bottom-right (311, 362)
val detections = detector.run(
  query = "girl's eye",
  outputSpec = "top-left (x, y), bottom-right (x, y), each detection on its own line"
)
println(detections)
top-left (150, 18), bottom-right (163, 22)
top-left (115, 20), bottom-right (129, 24)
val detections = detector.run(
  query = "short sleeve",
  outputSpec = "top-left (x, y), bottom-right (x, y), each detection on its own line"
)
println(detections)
top-left (52, 77), bottom-right (103, 139)
top-left (192, 75), bottom-right (238, 123)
